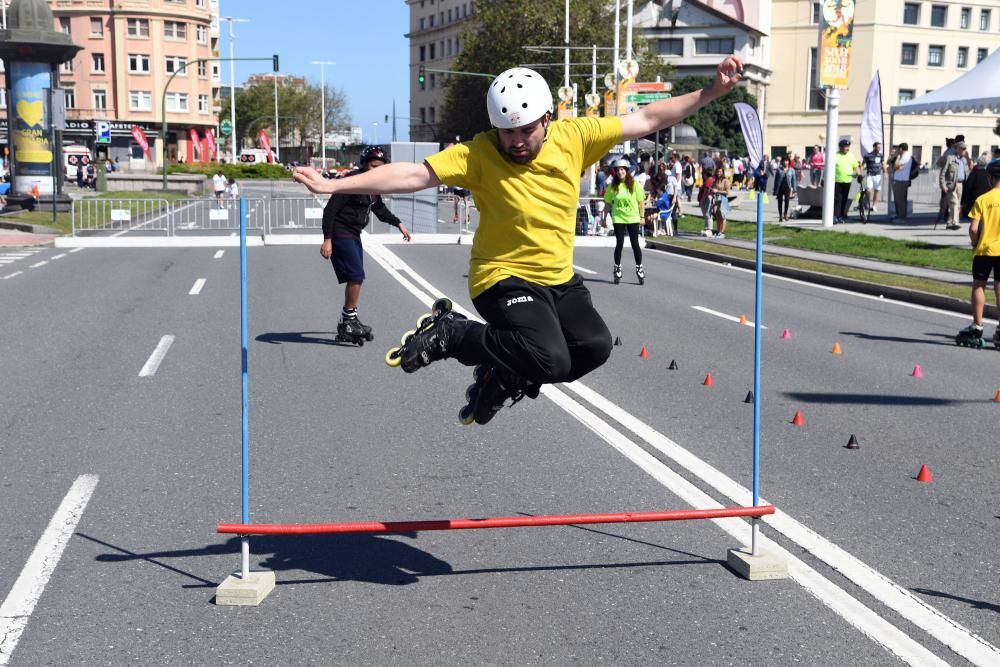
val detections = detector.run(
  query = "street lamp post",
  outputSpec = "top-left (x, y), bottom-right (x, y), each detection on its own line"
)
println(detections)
top-left (222, 16), bottom-right (249, 162)
top-left (310, 60), bottom-right (335, 171)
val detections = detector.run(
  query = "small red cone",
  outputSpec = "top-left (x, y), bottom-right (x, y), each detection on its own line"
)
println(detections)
top-left (639, 346), bottom-right (649, 359)
top-left (831, 342), bottom-right (842, 355)
top-left (993, 389), bottom-right (1000, 403)
top-left (791, 410), bottom-right (805, 426)
top-left (781, 328), bottom-right (791, 339)
top-left (703, 372), bottom-right (714, 387)
top-left (911, 364), bottom-right (923, 378)
top-left (916, 464), bottom-right (932, 483)
top-left (738, 314), bottom-right (748, 325)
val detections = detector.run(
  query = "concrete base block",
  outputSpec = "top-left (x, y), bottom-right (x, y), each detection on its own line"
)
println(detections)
top-left (726, 547), bottom-right (789, 581)
top-left (215, 570), bottom-right (275, 606)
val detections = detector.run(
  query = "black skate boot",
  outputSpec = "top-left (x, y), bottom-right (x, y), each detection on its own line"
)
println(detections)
top-left (636, 264), bottom-right (645, 285)
top-left (955, 323), bottom-right (985, 349)
top-left (994, 328), bottom-right (1000, 351)
top-left (458, 364), bottom-right (531, 426)
top-left (613, 264), bottom-right (622, 285)
top-left (385, 298), bottom-right (469, 372)
top-left (335, 309), bottom-right (374, 346)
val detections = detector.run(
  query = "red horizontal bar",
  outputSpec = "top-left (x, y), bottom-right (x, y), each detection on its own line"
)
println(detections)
top-left (218, 505), bottom-right (774, 535)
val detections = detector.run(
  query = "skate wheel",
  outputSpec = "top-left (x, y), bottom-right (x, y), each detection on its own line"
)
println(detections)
top-left (365, 331), bottom-right (374, 342)
top-left (400, 329), bottom-right (415, 346)
top-left (356, 339), bottom-right (364, 347)
top-left (385, 347), bottom-right (402, 367)
top-left (433, 298), bottom-right (453, 316)
top-left (465, 383), bottom-right (477, 401)
top-left (417, 314), bottom-right (433, 328)
top-left (458, 405), bottom-right (476, 425)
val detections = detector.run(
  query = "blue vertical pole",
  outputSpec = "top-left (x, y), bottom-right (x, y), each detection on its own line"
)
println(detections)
top-left (751, 186), bottom-right (764, 555)
top-left (239, 196), bottom-right (250, 577)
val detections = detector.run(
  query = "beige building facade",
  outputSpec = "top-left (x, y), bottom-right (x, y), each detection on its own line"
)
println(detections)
top-left (769, 0), bottom-right (999, 164)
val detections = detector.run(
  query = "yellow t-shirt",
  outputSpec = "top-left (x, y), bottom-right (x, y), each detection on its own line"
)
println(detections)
top-left (969, 188), bottom-right (1000, 256)
top-left (425, 116), bottom-right (623, 298)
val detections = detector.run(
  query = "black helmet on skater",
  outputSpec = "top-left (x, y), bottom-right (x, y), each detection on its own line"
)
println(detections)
top-left (360, 145), bottom-right (387, 165)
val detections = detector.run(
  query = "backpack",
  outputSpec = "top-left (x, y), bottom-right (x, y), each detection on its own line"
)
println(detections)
top-left (908, 158), bottom-right (920, 180)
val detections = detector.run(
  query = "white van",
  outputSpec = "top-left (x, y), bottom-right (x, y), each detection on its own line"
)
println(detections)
top-left (64, 144), bottom-right (92, 179)
top-left (238, 148), bottom-right (274, 164)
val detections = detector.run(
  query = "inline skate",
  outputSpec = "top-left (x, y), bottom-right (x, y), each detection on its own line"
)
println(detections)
top-left (385, 298), bottom-right (469, 371)
top-left (954, 324), bottom-right (986, 349)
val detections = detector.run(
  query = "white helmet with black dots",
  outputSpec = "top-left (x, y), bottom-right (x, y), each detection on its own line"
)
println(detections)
top-left (486, 67), bottom-right (554, 129)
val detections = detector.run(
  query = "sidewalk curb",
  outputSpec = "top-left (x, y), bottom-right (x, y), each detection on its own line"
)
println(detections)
top-left (0, 220), bottom-right (60, 234)
top-left (645, 240), bottom-right (996, 320)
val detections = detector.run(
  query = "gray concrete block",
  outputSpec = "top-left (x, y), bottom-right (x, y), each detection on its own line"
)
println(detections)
top-left (215, 570), bottom-right (276, 606)
top-left (726, 547), bottom-right (789, 581)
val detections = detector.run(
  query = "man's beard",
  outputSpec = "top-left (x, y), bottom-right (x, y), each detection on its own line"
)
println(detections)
top-left (502, 144), bottom-right (540, 164)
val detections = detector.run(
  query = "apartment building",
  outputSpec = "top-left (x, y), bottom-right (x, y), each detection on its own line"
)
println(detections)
top-left (406, 0), bottom-right (476, 142)
top-left (769, 0), bottom-right (999, 163)
top-left (6, 0), bottom-right (221, 167)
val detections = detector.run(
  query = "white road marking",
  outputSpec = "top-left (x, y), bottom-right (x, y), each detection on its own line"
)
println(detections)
top-left (138, 335), bottom-right (175, 377)
top-left (189, 278), bottom-right (206, 295)
top-left (692, 305), bottom-right (766, 328)
top-left (69, 248), bottom-right (84, 253)
top-left (2, 271), bottom-right (24, 280)
top-left (213, 250), bottom-right (224, 259)
top-left (363, 238), bottom-right (999, 666)
top-left (0, 260), bottom-right (16, 264)
top-left (50, 253), bottom-right (67, 260)
top-left (28, 261), bottom-right (48, 269)
top-left (0, 474), bottom-right (99, 667)
top-left (572, 264), bottom-right (597, 275)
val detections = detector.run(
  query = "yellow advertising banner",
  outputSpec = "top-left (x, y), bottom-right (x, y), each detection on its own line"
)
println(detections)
top-left (819, 0), bottom-right (857, 88)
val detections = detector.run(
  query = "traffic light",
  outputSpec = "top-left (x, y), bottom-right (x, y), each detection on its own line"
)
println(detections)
top-left (418, 65), bottom-right (426, 84)
top-left (272, 54), bottom-right (279, 72)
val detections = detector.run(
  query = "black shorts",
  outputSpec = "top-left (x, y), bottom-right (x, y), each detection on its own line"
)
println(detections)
top-left (971, 255), bottom-right (1000, 282)
top-left (330, 238), bottom-right (365, 283)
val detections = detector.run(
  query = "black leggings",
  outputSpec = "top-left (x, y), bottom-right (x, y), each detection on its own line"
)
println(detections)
top-left (455, 275), bottom-right (612, 386)
top-left (776, 189), bottom-right (790, 218)
top-left (613, 223), bottom-right (642, 265)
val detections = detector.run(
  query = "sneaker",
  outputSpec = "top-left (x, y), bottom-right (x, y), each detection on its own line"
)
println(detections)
top-left (714, 232), bottom-right (726, 239)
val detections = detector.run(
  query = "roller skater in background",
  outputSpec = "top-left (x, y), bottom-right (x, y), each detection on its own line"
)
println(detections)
top-left (321, 146), bottom-right (412, 346)
top-left (295, 57), bottom-right (744, 423)
top-left (956, 158), bottom-right (1000, 349)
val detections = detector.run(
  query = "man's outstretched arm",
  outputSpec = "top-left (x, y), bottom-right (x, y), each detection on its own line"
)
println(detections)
top-left (619, 56), bottom-right (743, 141)
top-left (293, 162), bottom-right (442, 196)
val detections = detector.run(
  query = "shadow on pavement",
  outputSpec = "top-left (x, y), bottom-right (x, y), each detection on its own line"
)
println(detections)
top-left (256, 331), bottom-right (353, 347)
top-left (782, 392), bottom-right (957, 406)
top-left (911, 587), bottom-right (1000, 614)
top-left (839, 331), bottom-right (957, 346)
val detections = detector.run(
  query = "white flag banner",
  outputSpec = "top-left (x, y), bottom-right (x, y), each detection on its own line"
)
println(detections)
top-left (860, 71), bottom-right (884, 156)
top-left (734, 102), bottom-right (763, 169)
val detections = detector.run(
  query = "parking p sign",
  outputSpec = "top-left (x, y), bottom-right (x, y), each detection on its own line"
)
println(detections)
top-left (96, 120), bottom-right (111, 144)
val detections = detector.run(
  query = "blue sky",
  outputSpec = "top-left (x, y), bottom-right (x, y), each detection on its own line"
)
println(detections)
top-left (223, 0), bottom-right (412, 142)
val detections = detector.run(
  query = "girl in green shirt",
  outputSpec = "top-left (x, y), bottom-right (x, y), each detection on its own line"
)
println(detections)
top-left (604, 158), bottom-right (647, 284)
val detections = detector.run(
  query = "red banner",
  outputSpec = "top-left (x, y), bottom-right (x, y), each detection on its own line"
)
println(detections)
top-left (131, 125), bottom-right (151, 160)
top-left (188, 128), bottom-right (201, 162)
top-left (205, 128), bottom-right (217, 161)
top-left (258, 130), bottom-right (273, 163)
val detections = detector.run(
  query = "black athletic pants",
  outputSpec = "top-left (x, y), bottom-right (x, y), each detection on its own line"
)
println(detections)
top-left (834, 181), bottom-right (852, 220)
top-left (776, 188), bottom-right (790, 218)
top-left (613, 223), bottom-right (642, 265)
top-left (455, 274), bottom-right (612, 386)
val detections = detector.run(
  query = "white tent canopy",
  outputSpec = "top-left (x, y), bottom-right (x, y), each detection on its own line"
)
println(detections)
top-left (890, 47), bottom-right (1000, 115)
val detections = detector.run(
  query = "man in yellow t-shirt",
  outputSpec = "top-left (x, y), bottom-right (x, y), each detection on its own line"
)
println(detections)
top-left (293, 56), bottom-right (745, 424)
top-left (957, 158), bottom-right (1000, 347)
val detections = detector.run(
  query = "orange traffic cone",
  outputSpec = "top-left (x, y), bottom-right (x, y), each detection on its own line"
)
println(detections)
top-left (639, 346), bottom-right (649, 359)
top-left (993, 389), bottom-right (1000, 403)
top-left (916, 464), bottom-right (933, 483)
top-left (738, 314), bottom-right (748, 325)
top-left (703, 372), bottom-right (714, 387)
top-left (791, 410), bottom-right (805, 426)
top-left (30, 184), bottom-right (41, 198)
top-left (911, 364), bottom-right (923, 378)
top-left (831, 342), bottom-right (842, 355)
top-left (781, 328), bottom-right (791, 339)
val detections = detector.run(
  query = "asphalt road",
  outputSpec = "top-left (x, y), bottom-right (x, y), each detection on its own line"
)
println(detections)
top-left (0, 237), bottom-right (997, 666)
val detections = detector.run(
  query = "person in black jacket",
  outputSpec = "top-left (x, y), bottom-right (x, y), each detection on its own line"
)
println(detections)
top-left (321, 145), bottom-right (411, 342)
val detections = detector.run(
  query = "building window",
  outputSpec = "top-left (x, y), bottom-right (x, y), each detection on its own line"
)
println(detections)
top-left (957, 47), bottom-right (968, 68)
top-left (927, 45), bottom-right (944, 67)
top-left (61, 58), bottom-right (73, 73)
top-left (960, 7), bottom-right (971, 29)
top-left (900, 43), bottom-right (917, 65)
top-left (447, 8), bottom-right (452, 21)
top-left (59, 17), bottom-right (70, 35)
top-left (198, 94), bottom-right (209, 112)
top-left (419, 45), bottom-right (425, 62)
top-left (807, 47), bottom-right (825, 111)
top-left (657, 38), bottom-right (683, 56)
top-left (977, 48), bottom-right (987, 63)
top-left (419, 107), bottom-right (426, 124)
top-left (127, 18), bottom-right (149, 37)
top-left (197, 25), bottom-right (207, 43)
top-left (898, 89), bottom-right (915, 103)
top-left (429, 107), bottom-right (435, 123)
top-left (429, 14), bottom-right (434, 27)
top-left (197, 61), bottom-right (207, 77)
top-left (456, 37), bottom-right (460, 53)
top-left (164, 21), bottom-right (187, 39)
top-left (63, 88), bottom-right (75, 108)
top-left (197, 0), bottom-right (206, 6)
top-left (129, 91), bottom-right (152, 111)
top-left (694, 38), bottom-right (734, 55)
top-left (165, 56), bottom-right (188, 76)
top-left (981, 9), bottom-right (992, 30)
top-left (811, 2), bottom-right (820, 24)
top-left (430, 43), bottom-right (435, 59)
top-left (419, 17), bottom-right (425, 30)
top-left (90, 17), bottom-right (103, 36)
top-left (92, 53), bottom-right (105, 73)
top-left (129, 53), bottom-right (151, 73)
top-left (165, 92), bottom-right (189, 112)
top-left (903, 3), bottom-right (919, 25)
top-left (931, 145), bottom-right (943, 165)
top-left (93, 89), bottom-right (107, 110)
top-left (930, 5), bottom-right (947, 27)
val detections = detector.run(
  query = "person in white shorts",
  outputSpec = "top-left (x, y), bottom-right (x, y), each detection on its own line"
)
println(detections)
top-left (861, 142), bottom-right (885, 212)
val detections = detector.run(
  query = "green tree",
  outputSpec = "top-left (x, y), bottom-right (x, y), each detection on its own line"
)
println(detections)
top-left (440, 0), bottom-right (672, 141)
top-left (667, 75), bottom-right (757, 155)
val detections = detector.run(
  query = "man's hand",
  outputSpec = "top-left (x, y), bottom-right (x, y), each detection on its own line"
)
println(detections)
top-left (293, 166), bottom-right (336, 195)
top-left (711, 56), bottom-right (744, 95)
top-left (399, 223), bottom-right (412, 242)
top-left (320, 238), bottom-right (333, 259)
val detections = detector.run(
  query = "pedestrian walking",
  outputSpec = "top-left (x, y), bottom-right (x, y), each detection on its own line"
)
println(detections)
top-left (772, 157), bottom-right (797, 221)
top-left (809, 145), bottom-right (825, 186)
top-left (861, 142), bottom-right (885, 213)
top-left (710, 167), bottom-right (731, 238)
top-left (212, 171), bottom-right (228, 207)
top-left (833, 138), bottom-right (861, 224)
top-left (890, 143), bottom-right (914, 222)
top-left (939, 141), bottom-right (968, 230)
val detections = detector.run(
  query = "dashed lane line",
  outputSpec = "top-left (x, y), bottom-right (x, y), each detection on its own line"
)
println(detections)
top-left (1, 271), bottom-right (24, 280)
top-left (213, 250), bottom-right (225, 259)
top-left (27, 261), bottom-right (48, 269)
top-left (138, 335), bottom-right (175, 377)
top-left (692, 305), bottom-right (766, 328)
top-left (189, 278), bottom-right (206, 295)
